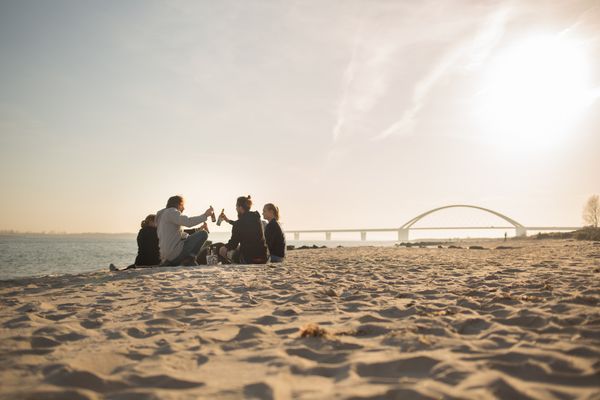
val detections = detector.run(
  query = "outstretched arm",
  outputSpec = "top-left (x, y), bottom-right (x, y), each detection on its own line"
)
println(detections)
top-left (168, 207), bottom-right (212, 227)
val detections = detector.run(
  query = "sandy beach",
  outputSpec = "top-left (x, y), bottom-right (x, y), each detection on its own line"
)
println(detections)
top-left (1, 239), bottom-right (599, 399)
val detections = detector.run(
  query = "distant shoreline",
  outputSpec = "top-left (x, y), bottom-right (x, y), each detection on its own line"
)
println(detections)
top-left (0, 231), bottom-right (137, 237)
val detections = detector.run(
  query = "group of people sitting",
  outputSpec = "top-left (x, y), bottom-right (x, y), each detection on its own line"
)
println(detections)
top-left (111, 194), bottom-right (285, 271)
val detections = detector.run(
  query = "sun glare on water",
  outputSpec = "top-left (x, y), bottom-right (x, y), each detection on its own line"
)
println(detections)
top-left (475, 34), bottom-right (594, 149)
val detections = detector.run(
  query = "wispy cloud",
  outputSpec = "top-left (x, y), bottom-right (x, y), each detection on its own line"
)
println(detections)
top-left (331, 5), bottom-right (399, 142)
top-left (332, 21), bottom-right (363, 142)
top-left (373, 8), bottom-right (511, 141)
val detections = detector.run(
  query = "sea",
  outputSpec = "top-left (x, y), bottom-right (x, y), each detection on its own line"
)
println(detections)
top-left (0, 233), bottom-right (400, 281)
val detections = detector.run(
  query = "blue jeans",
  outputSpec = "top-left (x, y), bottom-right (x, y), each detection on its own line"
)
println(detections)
top-left (169, 231), bottom-right (208, 266)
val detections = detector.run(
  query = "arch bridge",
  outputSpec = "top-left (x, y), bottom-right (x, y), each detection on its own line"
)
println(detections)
top-left (286, 204), bottom-right (580, 242)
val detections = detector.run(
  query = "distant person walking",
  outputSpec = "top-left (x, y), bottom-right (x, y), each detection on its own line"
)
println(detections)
top-left (156, 195), bottom-right (213, 266)
top-left (262, 203), bottom-right (285, 263)
top-left (219, 195), bottom-right (268, 264)
top-left (110, 214), bottom-right (161, 271)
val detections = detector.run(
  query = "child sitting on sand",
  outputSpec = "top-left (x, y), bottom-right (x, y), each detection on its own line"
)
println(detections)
top-left (263, 203), bottom-right (285, 263)
top-left (110, 214), bottom-right (161, 271)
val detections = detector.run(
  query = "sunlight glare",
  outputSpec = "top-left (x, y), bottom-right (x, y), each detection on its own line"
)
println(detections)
top-left (475, 34), bottom-right (594, 149)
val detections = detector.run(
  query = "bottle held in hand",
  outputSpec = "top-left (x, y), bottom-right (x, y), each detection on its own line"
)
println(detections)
top-left (210, 205), bottom-right (216, 222)
top-left (216, 208), bottom-right (225, 226)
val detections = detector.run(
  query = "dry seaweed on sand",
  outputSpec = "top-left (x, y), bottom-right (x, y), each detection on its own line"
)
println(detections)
top-left (300, 323), bottom-right (328, 338)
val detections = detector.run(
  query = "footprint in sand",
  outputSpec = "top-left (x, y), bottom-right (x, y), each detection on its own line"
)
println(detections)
top-left (272, 307), bottom-right (299, 317)
top-left (353, 388), bottom-right (435, 400)
top-left (104, 330), bottom-right (124, 340)
top-left (3, 315), bottom-right (32, 329)
top-left (358, 314), bottom-right (392, 324)
top-left (356, 356), bottom-right (440, 379)
top-left (455, 318), bottom-right (492, 335)
top-left (378, 306), bottom-right (416, 319)
top-left (274, 327), bottom-right (299, 336)
top-left (480, 377), bottom-right (535, 400)
top-left (286, 347), bottom-right (349, 364)
top-left (22, 390), bottom-right (93, 400)
top-left (33, 327), bottom-right (87, 343)
top-left (56, 302), bottom-right (79, 311)
top-left (122, 350), bottom-right (151, 361)
top-left (196, 354), bottom-right (209, 366)
top-left (231, 325), bottom-right (266, 341)
top-left (104, 391), bottom-right (162, 400)
top-left (127, 374), bottom-right (204, 389)
top-left (276, 292), bottom-right (310, 305)
top-left (126, 327), bottom-right (156, 339)
top-left (243, 355), bottom-right (281, 364)
top-left (144, 318), bottom-right (181, 327)
top-left (43, 364), bottom-right (128, 393)
top-left (39, 312), bottom-right (77, 321)
top-left (243, 382), bottom-right (274, 400)
top-left (80, 319), bottom-right (103, 329)
top-left (31, 336), bottom-right (62, 349)
top-left (159, 307), bottom-right (209, 321)
top-left (253, 315), bottom-right (281, 325)
top-left (496, 314), bottom-right (548, 329)
top-left (348, 324), bottom-right (391, 338)
top-left (290, 364), bottom-right (351, 380)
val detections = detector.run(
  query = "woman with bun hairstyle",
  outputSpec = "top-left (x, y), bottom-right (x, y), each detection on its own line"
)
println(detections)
top-left (110, 214), bottom-right (161, 271)
top-left (219, 195), bottom-right (268, 264)
top-left (262, 203), bottom-right (285, 262)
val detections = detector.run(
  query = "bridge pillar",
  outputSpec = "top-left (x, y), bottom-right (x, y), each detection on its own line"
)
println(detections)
top-left (294, 232), bottom-right (300, 241)
top-left (397, 228), bottom-right (409, 242)
top-left (325, 232), bottom-right (331, 241)
top-left (515, 227), bottom-right (527, 237)
top-left (360, 231), bottom-right (367, 241)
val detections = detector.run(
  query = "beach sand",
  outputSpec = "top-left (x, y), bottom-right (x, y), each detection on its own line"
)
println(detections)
top-left (1, 239), bottom-right (599, 399)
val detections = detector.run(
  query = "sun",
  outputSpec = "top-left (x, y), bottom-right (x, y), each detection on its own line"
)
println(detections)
top-left (475, 34), bottom-right (594, 149)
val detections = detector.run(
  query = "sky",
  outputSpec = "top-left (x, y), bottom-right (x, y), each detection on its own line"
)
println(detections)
top-left (0, 0), bottom-right (599, 234)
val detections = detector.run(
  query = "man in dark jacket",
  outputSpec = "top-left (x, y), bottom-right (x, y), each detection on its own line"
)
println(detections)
top-left (219, 195), bottom-right (268, 264)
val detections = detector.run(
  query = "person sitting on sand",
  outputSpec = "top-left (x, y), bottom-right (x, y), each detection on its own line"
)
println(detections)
top-left (219, 195), bottom-right (268, 264)
top-left (110, 214), bottom-right (161, 271)
top-left (263, 203), bottom-right (285, 263)
top-left (156, 195), bottom-right (213, 266)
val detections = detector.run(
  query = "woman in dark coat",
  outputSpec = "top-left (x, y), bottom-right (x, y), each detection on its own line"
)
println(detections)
top-left (262, 203), bottom-right (285, 262)
top-left (134, 214), bottom-right (161, 266)
top-left (110, 214), bottom-right (160, 271)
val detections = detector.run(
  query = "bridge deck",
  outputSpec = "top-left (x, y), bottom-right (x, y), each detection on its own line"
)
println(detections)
top-left (286, 227), bottom-right (580, 233)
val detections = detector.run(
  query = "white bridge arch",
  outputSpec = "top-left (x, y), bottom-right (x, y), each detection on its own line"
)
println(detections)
top-left (399, 204), bottom-right (527, 239)
top-left (286, 205), bottom-right (579, 242)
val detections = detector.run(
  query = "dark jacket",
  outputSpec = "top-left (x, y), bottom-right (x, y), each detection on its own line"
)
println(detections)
top-left (135, 226), bottom-right (161, 266)
top-left (225, 211), bottom-right (268, 263)
top-left (265, 219), bottom-right (285, 258)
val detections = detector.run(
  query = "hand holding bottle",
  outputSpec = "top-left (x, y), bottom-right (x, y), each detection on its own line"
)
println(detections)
top-left (216, 208), bottom-right (225, 226)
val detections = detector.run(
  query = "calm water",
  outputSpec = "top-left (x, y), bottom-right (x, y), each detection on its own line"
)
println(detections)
top-left (0, 235), bottom-right (138, 280)
top-left (0, 234), bottom-right (398, 281)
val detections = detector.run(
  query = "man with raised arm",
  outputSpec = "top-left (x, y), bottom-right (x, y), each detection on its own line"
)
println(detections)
top-left (156, 195), bottom-right (213, 266)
